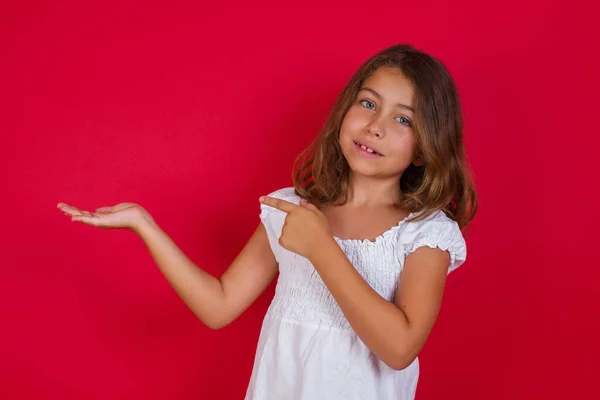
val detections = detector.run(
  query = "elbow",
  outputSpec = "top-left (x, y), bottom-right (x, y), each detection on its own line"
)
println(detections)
top-left (196, 312), bottom-right (232, 330)
top-left (205, 321), bottom-right (225, 330)
top-left (385, 357), bottom-right (416, 371)
top-left (204, 317), bottom-right (232, 330)
top-left (382, 347), bottom-right (418, 371)
top-left (191, 302), bottom-right (234, 330)
top-left (385, 356), bottom-right (417, 371)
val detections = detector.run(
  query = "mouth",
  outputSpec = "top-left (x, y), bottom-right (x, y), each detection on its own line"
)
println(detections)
top-left (353, 141), bottom-right (383, 157)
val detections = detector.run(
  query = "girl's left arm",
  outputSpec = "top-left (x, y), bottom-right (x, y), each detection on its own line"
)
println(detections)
top-left (310, 238), bottom-right (449, 371)
top-left (257, 195), bottom-right (449, 371)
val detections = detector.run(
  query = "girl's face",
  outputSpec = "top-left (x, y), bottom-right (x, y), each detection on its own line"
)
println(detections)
top-left (339, 66), bottom-right (423, 179)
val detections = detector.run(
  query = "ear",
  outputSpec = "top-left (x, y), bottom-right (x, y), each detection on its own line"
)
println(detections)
top-left (413, 154), bottom-right (425, 167)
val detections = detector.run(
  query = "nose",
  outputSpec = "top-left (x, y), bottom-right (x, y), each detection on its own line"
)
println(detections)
top-left (365, 113), bottom-right (385, 139)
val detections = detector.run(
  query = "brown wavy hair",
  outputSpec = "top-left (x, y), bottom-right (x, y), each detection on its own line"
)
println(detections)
top-left (292, 43), bottom-right (477, 233)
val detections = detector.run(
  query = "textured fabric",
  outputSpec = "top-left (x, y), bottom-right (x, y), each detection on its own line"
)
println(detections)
top-left (245, 187), bottom-right (467, 400)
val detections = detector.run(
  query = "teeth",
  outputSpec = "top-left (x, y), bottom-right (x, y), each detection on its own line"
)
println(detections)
top-left (360, 144), bottom-right (375, 153)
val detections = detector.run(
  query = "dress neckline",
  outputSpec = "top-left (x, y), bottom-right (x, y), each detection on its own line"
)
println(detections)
top-left (332, 211), bottom-right (416, 246)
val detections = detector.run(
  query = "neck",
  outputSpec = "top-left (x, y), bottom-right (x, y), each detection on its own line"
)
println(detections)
top-left (343, 173), bottom-right (402, 207)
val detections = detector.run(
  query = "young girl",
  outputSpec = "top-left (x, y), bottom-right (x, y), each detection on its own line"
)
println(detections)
top-left (57, 43), bottom-right (477, 399)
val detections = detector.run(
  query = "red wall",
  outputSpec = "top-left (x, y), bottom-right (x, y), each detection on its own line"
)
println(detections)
top-left (1, 1), bottom-right (598, 399)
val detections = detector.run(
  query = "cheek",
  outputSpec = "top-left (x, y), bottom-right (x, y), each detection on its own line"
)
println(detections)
top-left (385, 133), bottom-right (417, 158)
top-left (339, 109), bottom-right (365, 139)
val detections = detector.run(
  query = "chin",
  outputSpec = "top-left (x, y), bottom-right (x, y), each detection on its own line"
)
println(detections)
top-left (345, 159), bottom-right (387, 179)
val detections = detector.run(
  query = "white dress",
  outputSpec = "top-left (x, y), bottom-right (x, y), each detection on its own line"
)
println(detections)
top-left (245, 187), bottom-right (467, 400)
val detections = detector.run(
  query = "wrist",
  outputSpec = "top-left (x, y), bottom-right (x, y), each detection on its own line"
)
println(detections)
top-left (308, 235), bottom-right (340, 266)
top-left (133, 211), bottom-right (158, 237)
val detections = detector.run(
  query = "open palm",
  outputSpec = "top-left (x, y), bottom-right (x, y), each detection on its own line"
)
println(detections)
top-left (57, 201), bottom-right (148, 231)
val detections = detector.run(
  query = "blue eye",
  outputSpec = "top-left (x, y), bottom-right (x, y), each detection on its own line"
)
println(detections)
top-left (359, 99), bottom-right (412, 127)
top-left (360, 100), bottom-right (375, 109)
top-left (396, 116), bottom-right (412, 127)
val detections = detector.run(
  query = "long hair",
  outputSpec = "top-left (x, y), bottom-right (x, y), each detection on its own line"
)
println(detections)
top-left (292, 43), bottom-right (477, 233)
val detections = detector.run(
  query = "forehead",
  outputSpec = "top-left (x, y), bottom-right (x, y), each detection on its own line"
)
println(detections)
top-left (360, 67), bottom-right (415, 106)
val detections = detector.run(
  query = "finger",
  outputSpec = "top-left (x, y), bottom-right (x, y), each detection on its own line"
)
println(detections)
top-left (58, 204), bottom-right (84, 216)
top-left (58, 203), bottom-right (79, 210)
top-left (96, 207), bottom-right (112, 213)
top-left (71, 214), bottom-right (100, 225)
top-left (300, 199), bottom-right (320, 213)
top-left (57, 203), bottom-right (73, 212)
top-left (259, 196), bottom-right (299, 213)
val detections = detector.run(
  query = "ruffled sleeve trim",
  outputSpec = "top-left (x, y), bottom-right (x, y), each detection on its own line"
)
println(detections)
top-left (399, 214), bottom-right (467, 274)
top-left (259, 187), bottom-right (300, 263)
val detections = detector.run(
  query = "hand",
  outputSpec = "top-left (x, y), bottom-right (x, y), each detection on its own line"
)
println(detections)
top-left (56, 201), bottom-right (152, 233)
top-left (259, 196), bottom-right (333, 261)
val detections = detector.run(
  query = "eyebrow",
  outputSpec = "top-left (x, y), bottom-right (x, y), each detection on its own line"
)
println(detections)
top-left (358, 87), bottom-right (415, 113)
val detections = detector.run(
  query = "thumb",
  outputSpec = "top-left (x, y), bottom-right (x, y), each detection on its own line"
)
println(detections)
top-left (300, 199), bottom-right (320, 213)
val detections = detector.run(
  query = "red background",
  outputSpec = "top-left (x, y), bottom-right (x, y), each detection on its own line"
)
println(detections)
top-left (1, 1), bottom-right (598, 399)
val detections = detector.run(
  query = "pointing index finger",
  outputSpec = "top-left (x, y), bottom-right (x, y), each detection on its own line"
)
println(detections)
top-left (259, 196), bottom-right (299, 213)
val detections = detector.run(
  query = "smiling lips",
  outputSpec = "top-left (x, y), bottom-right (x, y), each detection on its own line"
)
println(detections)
top-left (353, 141), bottom-right (383, 157)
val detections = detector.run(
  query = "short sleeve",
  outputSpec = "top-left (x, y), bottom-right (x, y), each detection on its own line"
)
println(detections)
top-left (259, 187), bottom-right (301, 263)
top-left (398, 214), bottom-right (467, 274)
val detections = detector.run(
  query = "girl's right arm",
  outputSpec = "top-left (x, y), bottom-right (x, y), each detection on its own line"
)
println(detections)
top-left (58, 201), bottom-right (278, 330)
top-left (136, 215), bottom-right (278, 329)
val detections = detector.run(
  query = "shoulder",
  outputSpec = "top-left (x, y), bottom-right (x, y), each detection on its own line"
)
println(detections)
top-left (401, 209), bottom-right (461, 238)
top-left (263, 187), bottom-right (301, 204)
top-left (416, 208), bottom-right (458, 226)
top-left (398, 210), bottom-right (467, 274)
top-left (258, 187), bottom-right (300, 262)
top-left (260, 187), bottom-right (301, 217)
top-left (260, 186), bottom-right (299, 216)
